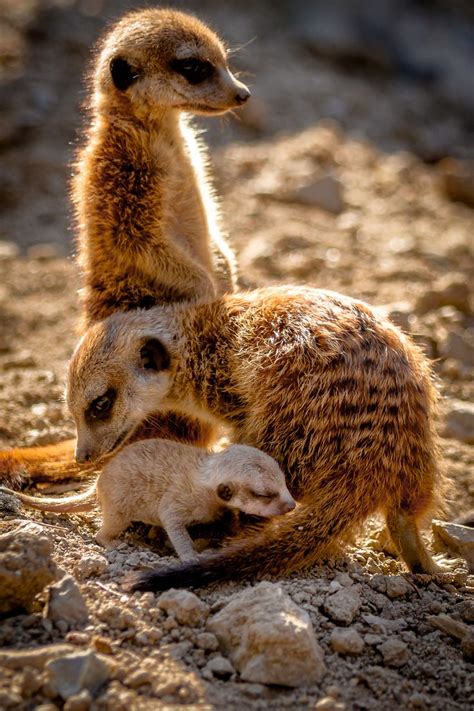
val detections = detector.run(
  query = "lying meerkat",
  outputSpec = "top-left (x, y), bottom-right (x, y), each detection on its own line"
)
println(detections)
top-left (65, 286), bottom-right (449, 587)
top-left (2, 441), bottom-right (295, 559)
top-left (0, 8), bottom-right (250, 485)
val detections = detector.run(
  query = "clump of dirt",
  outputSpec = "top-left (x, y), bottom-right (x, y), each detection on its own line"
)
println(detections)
top-left (0, 2), bottom-right (473, 709)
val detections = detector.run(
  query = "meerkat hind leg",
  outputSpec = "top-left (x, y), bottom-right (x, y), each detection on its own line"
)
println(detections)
top-left (386, 509), bottom-right (444, 574)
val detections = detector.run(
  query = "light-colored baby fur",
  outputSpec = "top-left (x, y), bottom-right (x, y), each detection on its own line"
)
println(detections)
top-left (4, 440), bottom-right (295, 560)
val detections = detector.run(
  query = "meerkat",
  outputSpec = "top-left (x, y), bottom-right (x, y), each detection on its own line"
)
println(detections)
top-left (65, 285), bottom-right (449, 588)
top-left (0, 8), bottom-right (250, 485)
top-left (2, 441), bottom-right (295, 559)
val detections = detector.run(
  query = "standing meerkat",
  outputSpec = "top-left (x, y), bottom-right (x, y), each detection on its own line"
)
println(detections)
top-left (0, 8), bottom-right (250, 484)
top-left (65, 286), bottom-right (449, 586)
top-left (2, 441), bottom-right (295, 560)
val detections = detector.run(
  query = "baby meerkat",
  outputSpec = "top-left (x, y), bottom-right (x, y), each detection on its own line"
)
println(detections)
top-left (66, 286), bottom-right (449, 587)
top-left (3, 441), bottom-right (295, 560)
top-left (0, 8), bottom-right (250, 485)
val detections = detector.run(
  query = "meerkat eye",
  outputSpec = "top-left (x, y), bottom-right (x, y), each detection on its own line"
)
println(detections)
top-left (86, 388), bottom-right (116, 421)
top-left (170, 57), bottom-right (214, 85)
top-left (252, 491), bottom-right (277, 500)
top-left (110, 57), bottom-right (140, 91)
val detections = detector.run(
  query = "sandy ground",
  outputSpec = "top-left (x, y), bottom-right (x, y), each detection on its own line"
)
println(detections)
top-left (0, 1), bottom-right (473, 709)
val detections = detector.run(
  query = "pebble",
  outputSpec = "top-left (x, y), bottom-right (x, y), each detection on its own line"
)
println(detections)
top-left (195, 632), bottom-right (219, 651)
top-left (315, 698), bottom-right (346, 710)
top-left (207, 581), bottom-right (325, 687)
top-left (385, 576), bottom-right (412, 599)
top-left (46, 650), bottom-right (109, 699)
top-left (330, 628), bottom-right (365, 655)
top-left (378, 638), bottom-right (409, 667)
top-left (286, 174), bottom-right (345, 214)
top-left (76, 554), bottom-right (108, 579)
top-left (46, 575), bottom-right (89, 628)
top-left (0, 521), bottom-right (57, 614)
top-left (158, 589), bottom-right (209, 627)
top-left (204, 655), bottom-right (234, 680)
top-left (63, 690), bottom-right (92, 711)
top-left (323, 588), bottom-right (362, 625)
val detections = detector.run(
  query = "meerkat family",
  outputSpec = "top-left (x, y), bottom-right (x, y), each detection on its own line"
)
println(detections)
top-left (2, 441), bottom-right (295, 559)
top-left (0, 9), bottom-right (451, 586)
top-left (0, 8), bottom-right (250, 484)
top-left (65, 286), bottom-right (447, 587)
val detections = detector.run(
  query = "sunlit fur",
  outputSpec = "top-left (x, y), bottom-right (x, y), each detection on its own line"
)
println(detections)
top-left (4, 441), bottom-right (295, 560)
top-left (0, 8), bottom-right (250, 486)
top-left (67, 286), bottom-right (449, 581)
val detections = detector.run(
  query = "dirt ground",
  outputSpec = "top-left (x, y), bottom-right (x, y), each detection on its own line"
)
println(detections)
top-left (0, 1), bottom-right (473, 709)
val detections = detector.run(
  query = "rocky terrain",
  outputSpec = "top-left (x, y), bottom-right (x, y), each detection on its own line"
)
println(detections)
top-left (0, 1), bottom-right (473, 709)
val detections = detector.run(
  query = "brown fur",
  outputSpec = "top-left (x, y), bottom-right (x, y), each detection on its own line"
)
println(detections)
top-left (66, 286), bottom-right (448, 586)
top-left (0, 8), bottom-right (250, 486)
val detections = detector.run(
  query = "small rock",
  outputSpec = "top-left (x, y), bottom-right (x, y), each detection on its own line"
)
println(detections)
top-left (415, 275), bottom-right (471, 315)
top-left (63, 690), bottom-right (92, 711)
top-left (330, 628), bottom-right (365, 655)
top-left (158, 589), bottom-right (209, 627)
top-left (439, 158), bottom-right (474, 208)
top-left (432, 520), bottom-right (474, 571)
top-left (125, 670), bottom-right (152, 688)
top-left (461, 630), bottom-right (474, 659)
top-left (324, 588), bottom-right (361, 625)
top-left (76, 554), bottom-right (108, 579)
top-left (46, 575), bottom-right (89, 627)
top-left (204, 655), bottom-right (234, 680)
top-left (385, 576), bottom-right (412, 599)
top-left (441, 401), bottom-right (474, 446)
top-left (0, 522), bottom-right (57, 614)
top-left (286, 174), bottom-right (345, 214)
top-left (195, 632), bottom-right (219, 651)
top-left (315, 698), bottom-right (346, 710)
top-left (46, 650), bottom-right (109, 699)
top-left (207, 582), bottom-right (325, 687)
top-left (378, 638), bottom-right (408, 667)
top-left (0, 240), bottom-right (20, 261)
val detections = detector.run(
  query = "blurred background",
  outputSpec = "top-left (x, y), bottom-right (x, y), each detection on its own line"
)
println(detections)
top-left (0, 1), bottom-right (472, 498)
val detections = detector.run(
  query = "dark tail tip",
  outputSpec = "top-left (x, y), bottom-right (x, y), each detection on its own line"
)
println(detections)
top-left (125, 556), bottom-right (234, 593)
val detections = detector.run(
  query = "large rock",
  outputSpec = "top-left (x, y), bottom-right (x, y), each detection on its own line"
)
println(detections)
top-left (415, 275), bottom-right (471, 315)
top-left (441, 400), bottom-right (474, 445)
top-left (46, 649), bottom-right (109, 699)
top-left (207, 582), bottom-right (325, 687)
top-left (432, 520), bottom-right (474, 572)
top-left (0, 522), bottom-right (57, 614)
top-left (46, 574), bottom-right (89, 627)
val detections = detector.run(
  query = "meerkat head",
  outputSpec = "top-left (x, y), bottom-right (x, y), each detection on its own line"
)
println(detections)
top-left (67, 311), bottom-right (175, 464)
top-left (207, 445), bottom-right (296, 518)
top-left (95, 8), bottom-right (250, 116)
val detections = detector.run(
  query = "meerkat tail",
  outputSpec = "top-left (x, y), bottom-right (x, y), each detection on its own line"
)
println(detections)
top-left (127, 500), bottom-right (359, 592)
top-left (0, 440), bottom-right (89, 489)
top-left (0, 482), bottom-right (97, 513)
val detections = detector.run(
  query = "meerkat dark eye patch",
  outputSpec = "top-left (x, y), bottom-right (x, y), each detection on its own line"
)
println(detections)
top-left (139, 338), bottom-right (171, 372)
top-left (86, 388), bottom-right (116, 422)
top-left (217, 483), bottom-right (234, 502)
top-left (110, 57), bottom-right (140, 91)
top-left (170, 57), bottom-right (214, 85)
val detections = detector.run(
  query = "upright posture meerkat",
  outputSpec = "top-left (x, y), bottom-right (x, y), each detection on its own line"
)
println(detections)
top-left (2, 441), bottom-right (295, 559)
top-left (0, 9), bottom-right (250, 484)
top-left (65, 286), bottom-right (448, 587)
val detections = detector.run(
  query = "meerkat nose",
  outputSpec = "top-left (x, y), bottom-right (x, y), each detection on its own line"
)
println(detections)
top-left (235, 87), bottom-right (251, 104)
top-left (75, 448), bottom-right (91, 464)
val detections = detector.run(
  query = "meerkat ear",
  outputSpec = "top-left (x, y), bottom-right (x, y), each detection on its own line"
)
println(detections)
top-left (139, 338), bottom-right (171, 372)
top-left (217, 482), bottom-right (234, 502)
top-left (110, 57), bottom-right (140, 91)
